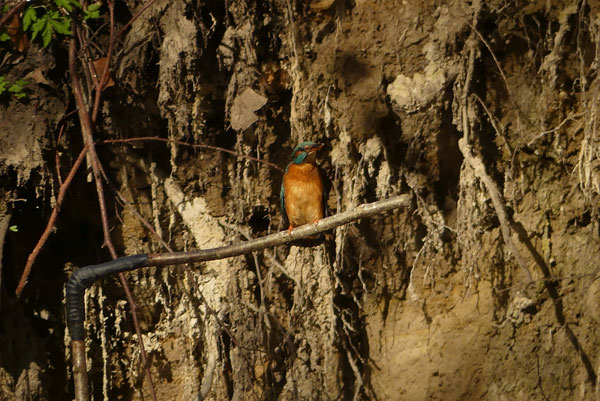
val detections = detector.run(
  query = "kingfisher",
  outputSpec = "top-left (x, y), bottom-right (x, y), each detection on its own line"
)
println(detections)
top-left (280, 141), bottom-right (327, 235)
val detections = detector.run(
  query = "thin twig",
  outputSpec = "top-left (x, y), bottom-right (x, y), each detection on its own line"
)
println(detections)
top-left (77, 21), bottom-right (109, 53)
top-left (98, 162), bottom-right (171, 251)
top-left (467, 16), bottom-right (525, 136)
top-left (473, 93), bottom-right (513, 155)
top-left (527, 112), bottom-right (584, 147)
top-left (100, 136), bottom-right (285, 172)
top-left (0, 0), bottom-right (26, 29)
top-left (115, 0), bottom-right (162, 41)
top-left (55, 123), bottom-right (67, 186)
top-left (75, 27), bottom-right (95, 103)
top-left (91, 0), bottom-right (115, 122)
top-left (15, 147), bottom-right (89, 297)
top-left (69, 35), bottom-right (110, 252)
top-left (468, 22), bottom-right (513, 100)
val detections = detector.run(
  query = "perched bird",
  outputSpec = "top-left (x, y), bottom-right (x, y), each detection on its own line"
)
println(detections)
top-left (280, 141), bottom-right (327, 235)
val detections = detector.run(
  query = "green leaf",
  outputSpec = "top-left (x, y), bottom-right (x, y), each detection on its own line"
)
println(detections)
top-left (84, 3), bottom-right (101, 20)
top-left (47, 9), bottom-right (61, 21)
top-left (42, 22), bottom-right (52, 47)
top-left (0, 78), bottom-right (27, 99)
top-left (9, 225), bottom-right (18, 232)
top-left (50, 18), bottom-right (71, 35)
top-left (31, 16), bottom-right (47, 41)
top-left (87, 3), bottom-right (101, 12)
top-left (0, 76), bottom-right (7, 95)
top-left (54, 0), bottom-right (81, 12)
top-left (0, 32), bottom-right (10, 42)
top-left (55, 0), bottom-right (72, 12)
top-left (23, 7), bottom-right (37, 31)
top-left (9, 79), bottom-right (28, 99)
top-left (9, 79), bottom-right (28, 91)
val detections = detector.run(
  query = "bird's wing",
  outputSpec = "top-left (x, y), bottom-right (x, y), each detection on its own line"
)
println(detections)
top-left (280, 179), bottom-right (288, 227)
top-left (321, 167), bottom-right (331, 218)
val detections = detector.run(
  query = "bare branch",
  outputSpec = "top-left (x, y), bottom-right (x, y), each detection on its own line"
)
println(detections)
top-left (147, 194), bottom-right (411, 266)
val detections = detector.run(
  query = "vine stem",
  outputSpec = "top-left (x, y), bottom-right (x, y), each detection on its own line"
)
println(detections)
top-left (100, 136), bottom-right (285, 172)
top-left (15, 146), bottom-right (89, 297)
top-left (68, 31), bottom-right (158, 401)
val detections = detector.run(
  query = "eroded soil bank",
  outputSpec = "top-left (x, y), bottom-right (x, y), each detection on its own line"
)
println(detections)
top-left (2, 1), bottom-right (600, 400)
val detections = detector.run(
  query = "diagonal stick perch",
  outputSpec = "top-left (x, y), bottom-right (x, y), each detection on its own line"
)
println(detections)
top-left (148, 194), bottom-right (410, 265)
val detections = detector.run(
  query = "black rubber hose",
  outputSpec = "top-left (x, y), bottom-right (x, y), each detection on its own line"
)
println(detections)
top-left (65, 254), bottom-right (149, 341)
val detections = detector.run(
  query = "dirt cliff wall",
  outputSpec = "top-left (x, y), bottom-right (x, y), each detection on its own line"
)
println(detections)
top-left (1, 1), bottom-right (600, 400)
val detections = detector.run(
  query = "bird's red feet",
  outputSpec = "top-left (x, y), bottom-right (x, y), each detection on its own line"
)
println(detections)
top-left (287, 225), bottom-right (295, 235)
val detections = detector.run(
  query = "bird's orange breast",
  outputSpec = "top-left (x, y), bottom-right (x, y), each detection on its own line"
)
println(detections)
top-left (283, 163), bottom-right (324, 227)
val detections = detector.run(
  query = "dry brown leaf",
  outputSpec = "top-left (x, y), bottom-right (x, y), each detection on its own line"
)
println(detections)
top-left (7, 14), bottom-right (29, 53)
top-left (24, 68), bottom-right (51, 86)
top-left (92, 57), bottom-right (115, 89)
top-left (230, 87), bottom-right (267, 131)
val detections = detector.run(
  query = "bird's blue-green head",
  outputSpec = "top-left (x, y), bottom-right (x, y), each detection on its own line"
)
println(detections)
top-left (290, 141), bottom-right (324, 165)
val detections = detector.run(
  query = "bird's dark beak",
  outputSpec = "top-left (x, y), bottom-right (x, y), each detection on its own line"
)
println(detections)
top-left (307, 143), bottom-right (324, 152)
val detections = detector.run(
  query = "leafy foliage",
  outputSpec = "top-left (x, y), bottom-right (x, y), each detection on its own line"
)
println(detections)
top-left (54, 0), bottom-right (82, 13)
top-left (0, 76), bottom-right (28, 99)
top-left (84, 3), bottom-right (101, 21)
top-left (9, 78), bottom-right (28, 99)
top-left (0, 0), bottom-right (103, 99)
top-left (20, 0), bottom-right (101, 47)
top-left (24, 6), bottom-right (72, 47)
